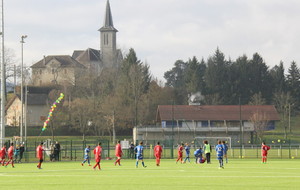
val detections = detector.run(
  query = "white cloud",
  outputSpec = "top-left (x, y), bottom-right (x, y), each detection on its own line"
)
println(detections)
top-left (4, 0), bottom-right (300, 80)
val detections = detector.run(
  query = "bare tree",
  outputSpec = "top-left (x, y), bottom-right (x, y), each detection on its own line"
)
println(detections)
top-left (249, 111), bottom-right (269, 142)
top-left (273, 91), bottom-right (293, 139)
top-left (248, 92), bottom-right (266, 105)
top-left (70, 98), bottom-right (95, 141)
top-left (203, 93), bottom-right (222, 105)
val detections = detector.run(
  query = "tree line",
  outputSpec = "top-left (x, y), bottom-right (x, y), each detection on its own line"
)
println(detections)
top-left (165, 48), bottom-right (298, 110)
top-left (164, 48), bottom-right (299, 139)
top-left (10, 47), bottom-right (298, 139)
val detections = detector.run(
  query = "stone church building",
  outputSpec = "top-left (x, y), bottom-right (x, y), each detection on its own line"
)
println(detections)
top-left (5, 1), bottom-right (122, 128)
top-left (31, 0), bottom-right (123, 86)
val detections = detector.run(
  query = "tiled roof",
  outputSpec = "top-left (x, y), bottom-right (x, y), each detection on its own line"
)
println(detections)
top-left (157, 105), bottom-right (280, 121)
top-left (15, 93), bottom-right (48, 105)
top-left (31, 55), bottom-right (86, 68)
top-left (73, 48), bottom-right (101, 62)
top-left (6, 93), bottom-right (48, 111)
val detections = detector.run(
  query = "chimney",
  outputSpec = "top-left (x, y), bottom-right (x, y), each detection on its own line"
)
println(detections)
top-left (43, 55), bottom-right (46, 65)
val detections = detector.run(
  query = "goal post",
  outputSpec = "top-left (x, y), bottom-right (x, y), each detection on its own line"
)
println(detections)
top-left (194, 136), bottom-right (232, 148)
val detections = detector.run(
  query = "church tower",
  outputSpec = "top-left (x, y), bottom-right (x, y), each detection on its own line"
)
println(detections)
top-left (99, 0), bottom-right (118, 68)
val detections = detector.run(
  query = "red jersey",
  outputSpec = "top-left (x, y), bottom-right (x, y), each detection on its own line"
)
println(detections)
top-left (7, 146), bottom-right (14, 158)
top-left (115, 143), bottom-right (122, 157)
top-left (154, 145), bottom-right (162, 156)
top-left (94, 145), bottom-right (102, 161)
top-left (0, 147), bottom-right (6, 158)
top-left (36, 145), bottom-right (44, 159)
top-left (178, 146), bottom-right (183, 156)
top-left (261, 145), bottom-right (270, 155)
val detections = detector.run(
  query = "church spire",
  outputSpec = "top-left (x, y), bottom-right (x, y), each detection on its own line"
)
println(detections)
top-left (100, 0), bottom-right (118, 32)
top-left (99, 0), bottom-right (118, 68)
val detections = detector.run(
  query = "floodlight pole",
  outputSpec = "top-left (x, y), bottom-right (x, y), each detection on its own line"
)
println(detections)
top-left (239, 97), bottom-right (243, 158)
top-left (171, 100), bottom-right (174, 159)
top-left (0, 0), bottom-right (5, 146)
top-left (20, 35), bottom-right (27, 143)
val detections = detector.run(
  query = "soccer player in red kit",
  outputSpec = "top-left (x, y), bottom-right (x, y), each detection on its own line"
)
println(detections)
top-left (114, 140), bottom-right (123, 166)
top-left (36, 142), bottom-right (44, 169)
top-left (261, 141), bottom-right (270, 164)
top-left (0, 144), bottom-right (7, 166)
top-left (154, 142), bottom-right (163, 166)
top-left (176, 143), bottom-right (184, 164)
top-left (93, 142), bottom-right (102, 170)
top-left (5, 143), bottom-right (14, 168)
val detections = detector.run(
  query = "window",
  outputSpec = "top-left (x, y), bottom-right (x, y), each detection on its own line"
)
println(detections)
top-left (64, 69), bottom-right (67, 74)
top-left (104, 33), bottom-right (109, 45)
top-left (39, 69), bottom-right (42, 75)
top-left (201, 121), bottom-right (209, 127)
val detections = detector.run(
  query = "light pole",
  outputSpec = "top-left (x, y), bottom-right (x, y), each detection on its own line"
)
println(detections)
top-left (0, 0), bottom-right (5, 147)
top-left (20, 35), bottom-right (27, 143)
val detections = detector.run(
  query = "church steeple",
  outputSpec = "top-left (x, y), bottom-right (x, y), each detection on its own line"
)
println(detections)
top-left (101, 0), bottom-right (118, 31)
top-left (99, 0), bottom-right (118, 68)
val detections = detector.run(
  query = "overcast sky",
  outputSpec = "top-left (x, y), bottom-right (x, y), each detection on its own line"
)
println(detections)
top-left (5, 0), bottom-right (300, 81)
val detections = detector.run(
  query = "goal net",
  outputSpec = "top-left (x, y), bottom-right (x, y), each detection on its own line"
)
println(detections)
top-left (194, 136), bottom-right (232, 148)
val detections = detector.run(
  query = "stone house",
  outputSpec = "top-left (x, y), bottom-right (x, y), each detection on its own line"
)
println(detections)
top-left (6, 93), bottom-right (49, 127)
top-left (31, 55), bottom-right (86, 86)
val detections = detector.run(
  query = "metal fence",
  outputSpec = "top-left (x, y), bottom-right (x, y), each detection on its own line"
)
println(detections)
top-left (5, 139), bottom-right (300, 163)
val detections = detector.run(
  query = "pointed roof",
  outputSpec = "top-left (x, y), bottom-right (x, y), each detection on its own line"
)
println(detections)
top-left (72, 48), bottom-right (101, 62)
top-left (31, 55), bottom-right (86, 68)
top-left (99, 0), bottom-right (118, 32)
top-left (6, 93), bottom-right (48, 110)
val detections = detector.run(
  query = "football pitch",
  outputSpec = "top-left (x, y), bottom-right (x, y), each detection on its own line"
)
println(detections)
top-left (1, 159), bottom-right (299, 190)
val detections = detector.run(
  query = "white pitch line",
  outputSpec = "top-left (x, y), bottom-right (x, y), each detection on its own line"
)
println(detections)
top-left (1, 174), bottom-right (300, 178)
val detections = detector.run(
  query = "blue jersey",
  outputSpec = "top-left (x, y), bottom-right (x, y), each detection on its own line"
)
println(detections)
top-left (222, 144), bottom-right (228, 154)
top-left (84, 148), bottom-right (90, 159)
top-left (134, 145), bottom-right (144, 159)
top-left (185, 146), bottom-right (190, 155)
top-left (194, 149), bottom-right (202, 157)
top-left (215, 144), bottom-right (224, 158)
top-left (84, 148), bottom-right (90, 155)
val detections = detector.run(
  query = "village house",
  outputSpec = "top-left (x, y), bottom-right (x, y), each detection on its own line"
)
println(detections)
top-left (6, 93), bottom-right (49, 127)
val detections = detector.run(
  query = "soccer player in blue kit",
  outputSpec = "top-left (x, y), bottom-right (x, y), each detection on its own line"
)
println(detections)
top-left (81, 145), bottom-right (91, 166)
top-left (134, 141), bottom-right (147, 168)
top-left (183, 143), bottom-right (191, 163)
top-left (222, 141), bottom-right (228, 163)
top-left (215, 140), bottom-right (224, 169)
top-left (194, 147), bottom-right (203, 163)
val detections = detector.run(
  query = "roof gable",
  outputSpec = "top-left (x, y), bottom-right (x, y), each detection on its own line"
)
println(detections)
top-left (31, 55), bottom-right (86, 68)
top-left (73, 48), bottom-right (101, 62)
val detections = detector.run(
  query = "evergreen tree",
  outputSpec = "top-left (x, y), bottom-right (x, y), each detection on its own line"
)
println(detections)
top-left (270, 61), bottom-right (287, 93)
top-left (230, 55), bottom-right (251, 104)
top-left (247, 53), bottom-right (272, 103)
top-left (185, 56), bottom-right (206, 95)
top-left (286, 61), bottom-right (300, 110)
top-left (204, 48), bottom-right (230, 104)
top-left (164, 60), bottom-right (188, 104)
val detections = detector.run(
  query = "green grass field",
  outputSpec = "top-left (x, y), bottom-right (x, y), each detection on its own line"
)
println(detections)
top-left (1, 159), bottom-right (299, 190)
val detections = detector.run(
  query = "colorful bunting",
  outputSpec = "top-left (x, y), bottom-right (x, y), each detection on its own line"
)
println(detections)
top-left (42, 93), bottom-right (64, 132)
